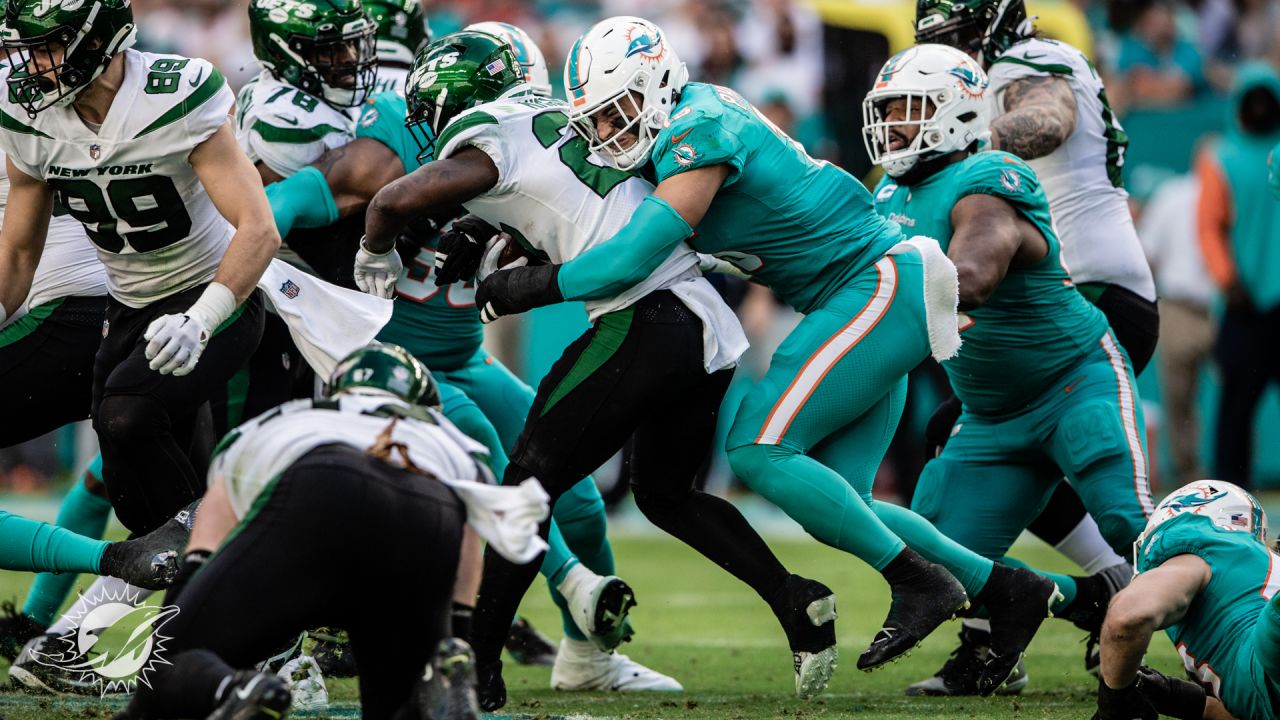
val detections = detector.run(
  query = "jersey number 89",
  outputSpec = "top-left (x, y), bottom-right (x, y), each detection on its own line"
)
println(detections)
top-left (51, 176), bottom-right (193, 254)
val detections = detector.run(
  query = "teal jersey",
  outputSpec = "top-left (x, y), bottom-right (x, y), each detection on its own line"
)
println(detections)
top-left (872, 153), bottom-right (1109, 416)
top-left (357, 92), bottom-right (483, 370)
top-left (650, 83), bottom-right (903, 314)
top-left (1138, 514), bottom-right (1280, 720)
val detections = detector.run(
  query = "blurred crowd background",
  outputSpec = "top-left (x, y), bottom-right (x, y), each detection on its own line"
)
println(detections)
top-left (3, 0), bottom-right (1278, 503)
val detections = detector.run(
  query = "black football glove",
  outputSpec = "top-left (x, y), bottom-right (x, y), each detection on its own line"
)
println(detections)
top-left (435, 215), bottom-right (500, 286)
top-left (1094, 676), bottom-right (1158, 720)
top-left (475, 264), bottom-right (563, 323)
top-left (1135, 667), bottom-right (1208, 720)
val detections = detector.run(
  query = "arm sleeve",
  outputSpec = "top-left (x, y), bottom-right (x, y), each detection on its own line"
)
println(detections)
top-left (1194, 148), bottom-right (1236, 290)
top-left (265, 166), bottom-right (339, 238)
top-left (556, 194), bottom-right (693, 301)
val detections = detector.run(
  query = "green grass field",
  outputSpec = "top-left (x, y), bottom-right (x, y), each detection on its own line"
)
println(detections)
top-left (0, 530), bottom-right (1188, 720)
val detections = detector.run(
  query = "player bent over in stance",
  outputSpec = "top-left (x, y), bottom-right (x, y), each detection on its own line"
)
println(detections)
top-left (361, 30), bottom-right (837, 707)
top-left (0, 0), bottom-right (278, 535)
top-left (473, 15), bottom-right (1057, 690)
top-left (864, 45), bottom-right (1154, 693)
top-left (1095, 481), bottom-right (1274, 720)
top-left (117, 344), bottom-right (550, 720)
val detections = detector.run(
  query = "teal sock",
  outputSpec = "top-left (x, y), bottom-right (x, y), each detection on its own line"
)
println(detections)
top-left (1000, 555), bottom-right (1078, 614)
top-left (23, 460), bottom-right (112, 626)
top-left (874, 502), bottom-right (994, 596)
top-left (729, 443), bottom-right (904, 570)
top-left (0, 511), bottom-right (108, 575)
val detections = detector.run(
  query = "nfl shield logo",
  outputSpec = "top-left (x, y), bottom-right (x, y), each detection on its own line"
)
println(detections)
top-left (89, 144), bottom-right (101, 160)
top-left (279, 280), bottom-right (301, 299)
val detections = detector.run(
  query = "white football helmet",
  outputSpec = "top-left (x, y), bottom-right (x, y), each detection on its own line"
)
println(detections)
top-left (466, 21), bottom-right (551, 97)
top-left (862, 43), bottom-right (991, 178)
top-left (563, 16), bottom-right (689, 170)
top-left (1137, 480), bottom-right (1270, 556)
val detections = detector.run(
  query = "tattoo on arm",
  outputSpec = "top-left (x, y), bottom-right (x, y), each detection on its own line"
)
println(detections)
top-left (990, 75), bottom-right (1077, 160)
top-left (310, 144), bottom-right (350, 177)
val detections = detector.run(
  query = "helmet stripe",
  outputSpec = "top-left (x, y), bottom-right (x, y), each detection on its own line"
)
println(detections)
top-left (567, 36), bottom-right (586, 106)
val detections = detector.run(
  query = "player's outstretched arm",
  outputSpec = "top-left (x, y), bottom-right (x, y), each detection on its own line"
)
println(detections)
top-left (265, 138), bottom-right (405, 238)
top-left (990, 76), bottom-right (1077, 160)
top-left (556, 164), bottom-right (726, 302)
top-left (363, 146), bottom-right (498, 255)
top-left (948, 194), bottom-right (1044, 310)
top-left (1099, 555), bottom-right (1209, 689)
top-left (0, 157), bottom-right (53, 322)
top-left (191, 121), bottom-right (281, 302)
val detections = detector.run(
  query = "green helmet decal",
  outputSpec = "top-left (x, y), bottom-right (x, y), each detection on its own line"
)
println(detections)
top-left (2, 0), bottom-right (137, 116)
top-left (915, 0), bottom-right (1031, 65)
top-left (248, 0), bottom-right (378, 108)
top-left (364, 0), bottom-right (430, 68)
top-left (328, 343), bottom-right (441, 408)
top-left (404, 30), bottom-right (525, 161)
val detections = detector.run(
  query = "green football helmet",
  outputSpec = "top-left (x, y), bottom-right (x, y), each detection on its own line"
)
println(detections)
top-left (404, 30), bottom-right (526, 161)
top-left (364, 0), bottom-right (430, 68)
top-left (328, 343), bottom-right (441, 408)
top-left (248, 0), bottom-right (378, 108)
top-left (915, 0), bottom-right (1032, 66)
top-left (1, 0), bottom-right (137, 116)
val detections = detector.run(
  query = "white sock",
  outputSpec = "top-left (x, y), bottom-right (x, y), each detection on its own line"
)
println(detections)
top-left (48, 577), bottom-right (152, 635)
top-left (555, 561), bottom-right (598, 600)
top-left (961, 618), bottom-right (991, 634)
top-left (1053, 515), bottom-right (1125, 574)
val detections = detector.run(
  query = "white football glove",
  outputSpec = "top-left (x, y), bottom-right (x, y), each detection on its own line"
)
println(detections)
top-left (477, 232), bottom-right (529, 283)
top-left (354, 237), bottom-right (404, 299)
top-left (143, 283), bottom-right (237, 377)
top-left (696, 252), bottom-right (751, 280)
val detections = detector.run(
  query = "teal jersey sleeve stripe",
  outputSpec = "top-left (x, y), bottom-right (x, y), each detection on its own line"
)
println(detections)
top-left (0, 109), bottom-right (51, 138)
top-left (134, 67), bottom-right (228, 138)
top-left (435, 111), bottom-right (499, 157)
top-left (250, 120), bottom-right (348, 144)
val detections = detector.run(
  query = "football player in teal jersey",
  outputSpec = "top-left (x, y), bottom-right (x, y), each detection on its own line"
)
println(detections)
top-left (1096, 480), bottom-right (1274, 720)
top-left (257, 29), bottom-right (681, 691)
top-left (864, 44), bottom-right (1155, 692)
top-left (470, 15), bottom-right (1059, 686)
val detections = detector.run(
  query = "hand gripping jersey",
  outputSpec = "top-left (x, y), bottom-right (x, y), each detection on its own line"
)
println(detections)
top-left (647, 82), bottom-right (904, 315)
top-left (873, 152), bottom-right (1109, 416)
top-left (355, 91), bottom-right (482, 370)
top-left (988, 39), bottom-right (1155, 300)
top-left (235, 70), bottom-right (355, 178)
top-left (211, 393), bottom-right (550, 564)
top-left (1137, 513), bottom-right (1280, 720)
top-left (0, 50), bottom-right (234, 309)
top-left (0, 149), bottom-right (105, 328)
top-left (435, 94), bottom-right (701, 322)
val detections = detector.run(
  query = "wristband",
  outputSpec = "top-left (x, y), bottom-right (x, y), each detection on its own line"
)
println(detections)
top-left (186, 282), bottom-right (237, 332)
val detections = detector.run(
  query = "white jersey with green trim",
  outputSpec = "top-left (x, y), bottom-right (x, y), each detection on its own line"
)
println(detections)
top-left (0, 50), bottom-right (235, 309)
top-left (989, 38), bottom-right (1155, 300)
top-left (235, 71), bottom-right (354, 178)
top-left (435, 95), bottom-right (702, 322)
top-left (0, 149), bottom-right (105, 328)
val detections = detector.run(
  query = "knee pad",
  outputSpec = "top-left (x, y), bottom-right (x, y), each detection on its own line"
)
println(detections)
top-left (1055, 400), bottom-right (1131, 476)
top-left (94, 394), bottom-right (167, 446)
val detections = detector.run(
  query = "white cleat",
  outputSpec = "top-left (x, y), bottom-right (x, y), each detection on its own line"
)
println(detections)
top-left (557, 563), bottom-right (636, 651)
top-left (277, 654), bottom-right (329, 712)
top-left (550, 638), bottom-right (682, 692)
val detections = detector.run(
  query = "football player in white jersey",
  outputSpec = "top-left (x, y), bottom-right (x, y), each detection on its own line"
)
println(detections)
top-left (0, 0), bottom-right (279, 537)
top-left (121, 344), bottom-right (549, 720)
top-left (361, 32), bottom-right (839, 710)
top-left (368, 0), bottom-right (431, 97)
top-left (908, 0), bottom-right (1157, 695)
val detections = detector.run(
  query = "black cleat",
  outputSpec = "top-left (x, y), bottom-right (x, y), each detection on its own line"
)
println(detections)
top-left (476, 659), bottom-right (506, 712)
top-left (771, 575), bottom-right (838, 698)
top-left (858, 549), bottom-right (968, 672)
top-left (905, 625), bottom-right (1028, 696)
top-left (504, 617), bottom-right (557, 666)
top-left (1059, 562), bottom-right (1132, 634)
top-left (0, 601), bottom-right (45, 662)
top-left (417, 638), bottom-right (480, 720)
top-left (207, 671), bottom-right (292, 720)
top-left (310, 629), bottom-right (358, 678)
top-left (975, 564), bottom-right (1062, 695)
top-left (99, 514), bottom-right (191, 590)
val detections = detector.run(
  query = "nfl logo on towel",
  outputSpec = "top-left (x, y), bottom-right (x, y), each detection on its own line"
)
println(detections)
top-left (280, 279), bottom-right (301, 299)
top-left (485, 58), bottom-right (507, 75)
